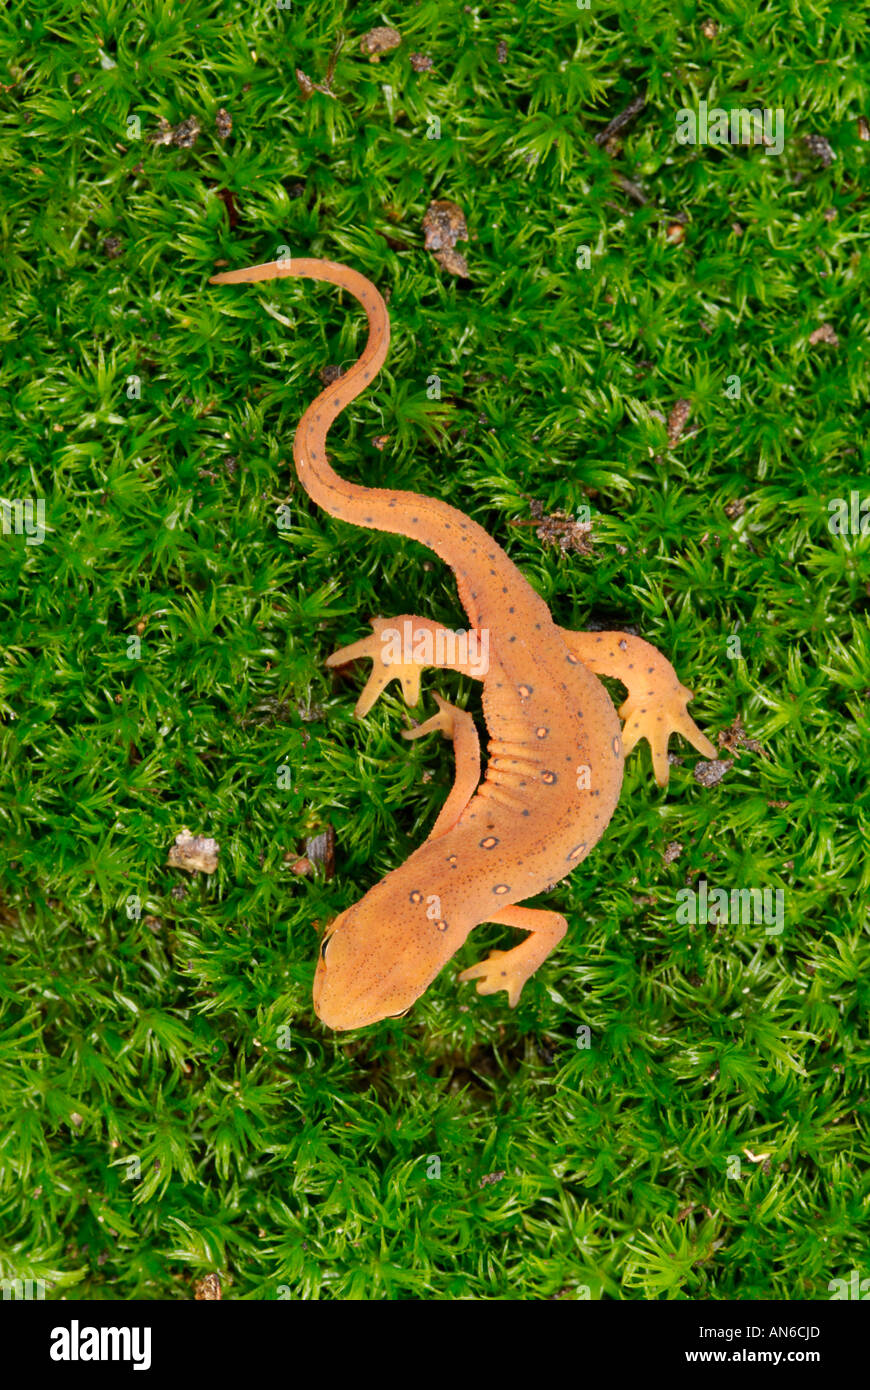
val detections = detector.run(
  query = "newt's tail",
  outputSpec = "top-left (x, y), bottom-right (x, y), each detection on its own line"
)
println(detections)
top-left (209, 257), bottom-right (552, 632)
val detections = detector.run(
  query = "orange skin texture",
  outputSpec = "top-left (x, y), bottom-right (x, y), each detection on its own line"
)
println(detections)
top-left (211, 258), bottom-right (716, 1030)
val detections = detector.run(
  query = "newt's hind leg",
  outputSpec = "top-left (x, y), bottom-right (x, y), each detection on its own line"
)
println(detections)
top-left (402, 693), bottom-right (481, 839)
top-left (458, 905), bottom-right (568, 1008)
top-left (326, 615), bottom-right (487, 717)
top-left (560, 628), bottom-right (716, 787)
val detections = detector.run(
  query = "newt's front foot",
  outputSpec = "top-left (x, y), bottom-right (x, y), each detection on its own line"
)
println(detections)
top-left (326, 617), bottom-right (423, 716)
top-left (619, 682), bottom-right (716, 788)
top-left (326, 615), bottom-right (486, 718)
top-left (459, 906), bottom-right (567, 1007)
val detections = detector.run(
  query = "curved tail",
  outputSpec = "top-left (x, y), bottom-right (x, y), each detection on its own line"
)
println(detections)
top-left (209, 257), bottom-right (552, 631)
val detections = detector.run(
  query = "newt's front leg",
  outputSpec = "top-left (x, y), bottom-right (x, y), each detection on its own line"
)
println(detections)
top-left (560, 628), bottom-right (716, 786)
top-left (326, 615), bottom-right (487, 716)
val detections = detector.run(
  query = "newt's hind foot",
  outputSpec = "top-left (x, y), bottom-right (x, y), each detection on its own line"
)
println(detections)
top-left (558, 628), bottom-right (716, 787)
top-left (619, 684), bottom-right (716, 788)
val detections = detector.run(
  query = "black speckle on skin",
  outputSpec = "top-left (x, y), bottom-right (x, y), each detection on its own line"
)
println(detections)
top-left (493, 883), bottom-right (511, 895)
top-left (567, 842), bottom-right (587, 861)
top-left (567, 653), bottom-right (579, 664)
top-left (435, 919), bottom-right (449, 933)
top-left (541, 770), bottom-right (557, 785)
top-left (480, 836), bottom-right (499, 850)
top-left (535, 727), bottom-right (548, 739)
top-left (613, 735), bottom-right (622, 756)
top-left (409, 890), bottom-right (424, 904)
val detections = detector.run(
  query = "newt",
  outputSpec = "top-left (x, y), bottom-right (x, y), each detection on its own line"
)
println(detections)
top-left (210, 256), bottom-right (716, 1030)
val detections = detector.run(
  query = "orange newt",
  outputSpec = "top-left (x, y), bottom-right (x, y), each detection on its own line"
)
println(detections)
top-left (211, 256), bottom-right (716, 1030)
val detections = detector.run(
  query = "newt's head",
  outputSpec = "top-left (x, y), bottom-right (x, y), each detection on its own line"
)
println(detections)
top-left (312, 875), bottom-right (465, 1030)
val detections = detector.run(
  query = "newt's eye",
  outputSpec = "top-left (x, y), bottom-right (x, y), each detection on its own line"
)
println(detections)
top-left (320, 935), bottom-right (332, 962)
top-left (388, 1007), bottom-right (411, 1019)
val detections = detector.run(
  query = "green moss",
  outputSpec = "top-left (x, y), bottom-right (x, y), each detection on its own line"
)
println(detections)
top-left (0, 0), bottom-right (867, 1300)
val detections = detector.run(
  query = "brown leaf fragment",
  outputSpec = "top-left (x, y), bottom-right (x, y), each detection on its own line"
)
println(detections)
top-left (296, 67), bottom-right (337, 100)
top-left (372, 434), bottom-right (391, 450)
top-left (151, 117), bottom-right (174, 146)
top-left (172, 117), bottom-right (200, 148)
top-left (151, 116), bottom-right (200, 148)
top-left (409, 52), bottom-right (433, 72)
top-left (360, 26), bottom-right (401, 60)
top-left (319, 363), bottom-right (345, 386)
top-left (858, 117), bottom-right (870, 141)
top-left (215, 107), bottom-right (232, 139)
top-left (215, 187), bottom-right (239, 227)
top-left (194, 1273), bottom-right (222, 1301)
top-left (305, 826), bottom-right (335, 879)
top-left (693, 758), bottom-right (732, 788)
top-left (724, 498), bottom-right (745, 519)
top-left (594, 91), bottom-right (646, 146)
top-left (808, 323), bottom-right (839, 347)
top-left (718, 717), bottom-right (764, 756)
top-left (168, 828), bottom-right (220, 874)
top-left (296, 68), bottom-right (315, 98)
top-left (479, 1170), bottom-right (506, 1187)
top-left (433, 247), bottom-right (470, 278)
top-left (663, 841), bottom-right (684, 865)
top-left (667, 398), bottom-right (692, 445)
top-left (496, 40), bottom-right (509, 63)
top-left (423, 199), bottom-right (468, 251)
top-left (538, 510), bottom-right (593, 555)
top-left (805, 133), bottom-right (835, 167)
